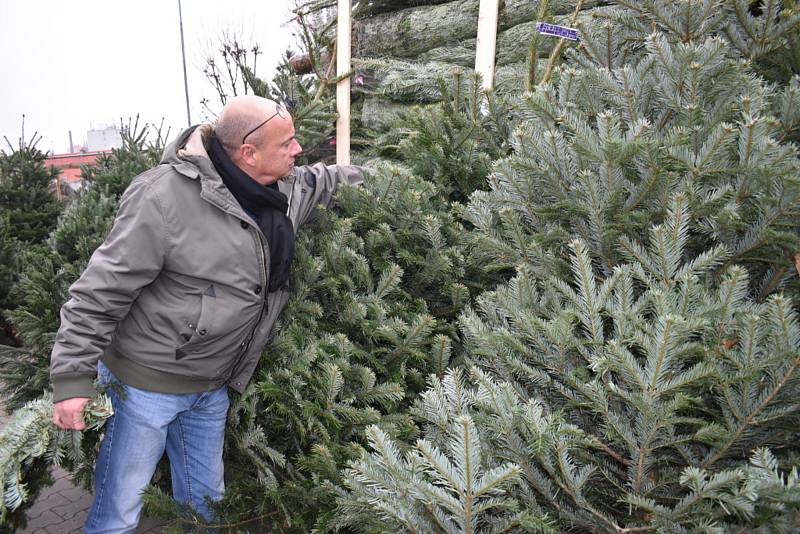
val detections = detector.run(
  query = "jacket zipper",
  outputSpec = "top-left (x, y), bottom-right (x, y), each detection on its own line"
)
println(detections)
top-left (241, 174), bottom-right (293, 355)
top-left (240, 229), bottom-right (269, 356)
top-left (198, 185), bottom-right (274, 383)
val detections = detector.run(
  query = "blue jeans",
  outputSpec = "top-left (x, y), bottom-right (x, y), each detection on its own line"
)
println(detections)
top-left (85, 361), bottom-right (229, 534)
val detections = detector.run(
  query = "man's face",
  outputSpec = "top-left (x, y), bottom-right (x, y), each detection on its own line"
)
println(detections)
top-left (248, 112), bottom-right (303, 185)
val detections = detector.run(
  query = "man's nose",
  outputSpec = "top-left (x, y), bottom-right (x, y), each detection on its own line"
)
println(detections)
top-left (292, 140), bottom-right (303, 156)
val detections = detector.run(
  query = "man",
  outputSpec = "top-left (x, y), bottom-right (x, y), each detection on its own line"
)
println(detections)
top-left (49, 95), bottom-right (362, 532)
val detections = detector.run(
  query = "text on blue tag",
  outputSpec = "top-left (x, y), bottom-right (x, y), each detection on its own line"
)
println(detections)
top-left (535, 22), bottom-right (580, 41)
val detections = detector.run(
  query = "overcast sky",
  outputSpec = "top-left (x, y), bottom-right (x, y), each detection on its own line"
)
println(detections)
top-left (0, 0), bottom-right (297, 154)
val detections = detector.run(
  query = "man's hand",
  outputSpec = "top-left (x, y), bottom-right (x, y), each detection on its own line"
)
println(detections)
top-left (53, 397), bottom-right (91, 430)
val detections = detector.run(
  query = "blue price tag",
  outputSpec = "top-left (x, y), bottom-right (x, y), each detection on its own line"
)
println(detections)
top-left (535, 22), bottom-right (580, 41)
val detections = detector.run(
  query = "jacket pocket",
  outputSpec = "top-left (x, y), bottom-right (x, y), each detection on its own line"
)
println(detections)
top-left (176, 289), bottom-right (217, 359)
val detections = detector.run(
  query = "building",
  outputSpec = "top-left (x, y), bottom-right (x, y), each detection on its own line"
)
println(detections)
top-left (45, 150), bottom-right (107, 198)
top-left (86, 125), bottom-right (123, 152)
top-left (44, 124), bottom-right (122, 199)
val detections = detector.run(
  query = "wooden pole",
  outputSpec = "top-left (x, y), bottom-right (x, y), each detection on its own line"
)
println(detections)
top-left (336, 0), bottom-right (352, 165)
top-left (55, 170), bottom-right (63, 201)
top-left (475, 0), bottom-right (500, 91)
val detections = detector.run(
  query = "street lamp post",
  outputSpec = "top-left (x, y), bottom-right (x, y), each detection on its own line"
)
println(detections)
top-left (178, 0), bottom-right (191, 127)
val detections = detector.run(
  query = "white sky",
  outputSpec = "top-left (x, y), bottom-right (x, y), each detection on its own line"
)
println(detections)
top-left (0, 0), bottom-right (298, 154)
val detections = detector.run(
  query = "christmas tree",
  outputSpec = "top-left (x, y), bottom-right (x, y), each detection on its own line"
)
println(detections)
top-left (0, 124), bottom-right (164, 528)
top-left (141, 63), bottom-right (510, 531)
top-left (332, 0), bottom-right (800, 532)
top-left (0, 140), bottom-right (63, 345)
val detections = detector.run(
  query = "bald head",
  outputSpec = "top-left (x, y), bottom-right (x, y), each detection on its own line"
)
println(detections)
top-left (215, 95), bottom-right (284, 156)
top-left (213, 95), bottom-right (303, 185)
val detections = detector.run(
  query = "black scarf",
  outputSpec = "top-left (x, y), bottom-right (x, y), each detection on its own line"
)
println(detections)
top-left (208, 134), bottom-right (294, 292)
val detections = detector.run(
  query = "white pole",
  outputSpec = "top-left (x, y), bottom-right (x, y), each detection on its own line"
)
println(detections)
top-left (336, 0), bottom-right (352, 165)
top-left (475, 0), bottom-right (500, 91)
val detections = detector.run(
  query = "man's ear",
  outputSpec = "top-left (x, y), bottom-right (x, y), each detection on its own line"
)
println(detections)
top-left (238, 144), bottom-right (257, 167)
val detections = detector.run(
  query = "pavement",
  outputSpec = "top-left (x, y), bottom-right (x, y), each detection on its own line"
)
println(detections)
top-left (1, 408), bottom-right (166, 533)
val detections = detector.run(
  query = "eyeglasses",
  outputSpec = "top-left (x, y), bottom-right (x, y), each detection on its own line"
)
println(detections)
top-left (241, 104), bottom-right (287, 145)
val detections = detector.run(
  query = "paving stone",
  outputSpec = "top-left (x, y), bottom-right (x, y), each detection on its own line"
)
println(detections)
top-left (71, 492), bottom-right (94, 513)
top-left (36, 491), bottom-right (72, 510)
top-left (51, 497), bottom-right (91, 521)
top-left (136, 517), bottom-right (167, 533)
top-left (52, 468), bottom-right (73, 482)
top-left (56, 514), bottom-right (89, 533)
top-left (25, 511), bottom-right (88, 534)
top-left (60, 486), bottom-right (92, 503)
top-left (22, 493), bottom-right (65, 521)
top-left (46, 521), bottom-right (78, 534)
top-left (20, 509), bottom-right (63, 532)
top-left (22, 494), bottom-right (69, 522)
top-left (49, 473), bottom-right (76, 492)
top-left (22, 504), bottom-right (47, 521)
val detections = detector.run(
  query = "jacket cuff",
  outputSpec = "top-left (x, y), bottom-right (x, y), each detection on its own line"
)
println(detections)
top-left (52, 373), bottom-right (96, 403)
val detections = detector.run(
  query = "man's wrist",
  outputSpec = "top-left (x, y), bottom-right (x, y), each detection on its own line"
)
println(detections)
top-left (51, 372), bottom-right (96, 403)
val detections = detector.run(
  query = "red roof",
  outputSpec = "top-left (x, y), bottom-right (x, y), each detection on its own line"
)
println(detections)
top-left (45, 151), bottom-right (108, 182)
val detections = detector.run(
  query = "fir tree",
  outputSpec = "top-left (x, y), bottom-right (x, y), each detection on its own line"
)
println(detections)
top-left (334, 0), bottom-right (800, 532)
top-left (337, 371), bottom-right (526, 534)
top-left (0, 214), bottom-right (21, 345)
top-left (0, 124), bottom-right (164, 527)
top-left (338, 199), bottom-right (800, 531)
top-left (0, 141), bottom-right (63, 343)
top-left (141, 67), bottom-right (510, 533)
top-left (0, 392), bottom-right (112, 530)
top-left (0, 142), bottom-right (61, 246)
top-left (0, 123), bottom-right (165, 411)
top-left (463, 4), bottom-right (800, 298)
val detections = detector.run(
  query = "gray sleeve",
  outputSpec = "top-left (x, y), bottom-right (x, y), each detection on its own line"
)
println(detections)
top-left (288, 163), bottom-right (364, 228)
top-left (50, 178), bottom-right (169, 402)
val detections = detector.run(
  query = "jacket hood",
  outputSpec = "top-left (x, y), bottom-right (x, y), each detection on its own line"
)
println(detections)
top-left (160, 124), bottom-right (219, 179)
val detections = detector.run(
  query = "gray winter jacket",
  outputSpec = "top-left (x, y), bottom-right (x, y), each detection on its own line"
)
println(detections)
top-left (50, 124), bottom-right (362, 403)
